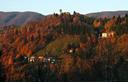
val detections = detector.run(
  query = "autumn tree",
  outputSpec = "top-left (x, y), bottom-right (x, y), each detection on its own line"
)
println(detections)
top-left (105, 17), bottom-right (116, 31)
top-left (93, 19), bottom-right (101, 28)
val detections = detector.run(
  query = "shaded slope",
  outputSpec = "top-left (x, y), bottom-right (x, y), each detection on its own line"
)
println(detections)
top-left (86, 11), bottom-right (128, 18)
top-left (0, 11), bottom-right (44, 26)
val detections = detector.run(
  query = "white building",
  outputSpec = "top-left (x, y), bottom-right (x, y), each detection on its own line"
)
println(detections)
top-left (38, 56), bottom-right (44, 62)
top-left (101, 31), bottom-right (115, 38)
top-left (28, 56), bottom-right (35, 62)
top-left (102, 33), bottom-right (108, 38)
top-left (69, 49), bottom-right (73, 53)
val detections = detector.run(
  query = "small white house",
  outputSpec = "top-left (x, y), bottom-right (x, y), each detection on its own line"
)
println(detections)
top-left (47, 58), bottom-right (51, 62)
top-left (50, 58), bottom-right (56, 64)
top-left (69, 49), bottom-right (73, 53)
top-left (108, 32), bottom-right (114, 37)
top-left (29, 56), bottom-right (35, 62)
top-left (38, 56), bottom-right (44, 62)
top-left (101, 31), bottom-right (115, 38)
top-left (102, 33), bottom-right (108, 38)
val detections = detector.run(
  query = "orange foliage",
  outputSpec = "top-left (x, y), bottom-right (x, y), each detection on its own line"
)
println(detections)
top-left (8, 56), bottom-right (14, 65)
top-left (93, 19), bottom-right (101, 28)
top-left (105, 18), bottom-right (116, 31)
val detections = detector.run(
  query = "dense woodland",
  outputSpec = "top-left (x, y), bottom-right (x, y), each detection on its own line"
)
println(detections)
top-left (0, 12), bottom-right (128, 82)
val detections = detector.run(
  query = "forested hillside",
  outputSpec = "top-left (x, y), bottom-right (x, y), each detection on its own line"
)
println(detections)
top-left (0, 12), bottom-right (128, 82)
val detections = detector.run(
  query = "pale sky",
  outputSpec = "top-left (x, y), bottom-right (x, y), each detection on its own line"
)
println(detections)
top-left (0, 0), bottom-right (128, 15)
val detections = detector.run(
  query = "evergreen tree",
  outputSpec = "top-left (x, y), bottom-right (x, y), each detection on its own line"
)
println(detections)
top-left (59, 9), bottom-right (62, 14)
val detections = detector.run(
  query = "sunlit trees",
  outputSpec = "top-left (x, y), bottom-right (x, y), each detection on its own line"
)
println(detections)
top-left (93, 19), bottom-right (101, 28)
top-left (116, 34), bottom-right (128, 57)
top-left (105, 16), bottom-right (116, 31)
top-left (0, 12), bottom-right (128, 82)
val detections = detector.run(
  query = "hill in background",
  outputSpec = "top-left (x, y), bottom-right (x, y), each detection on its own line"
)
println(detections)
top-left (0, 11), bottom-right (44, 26)
top-left (0, 10), bottom-right (128, 27)
top-left (86, 11), bottom-right (128, 18)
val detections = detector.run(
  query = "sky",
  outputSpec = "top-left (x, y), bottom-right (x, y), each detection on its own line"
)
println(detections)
top-left (0, 0), bottom-right (128, 15)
